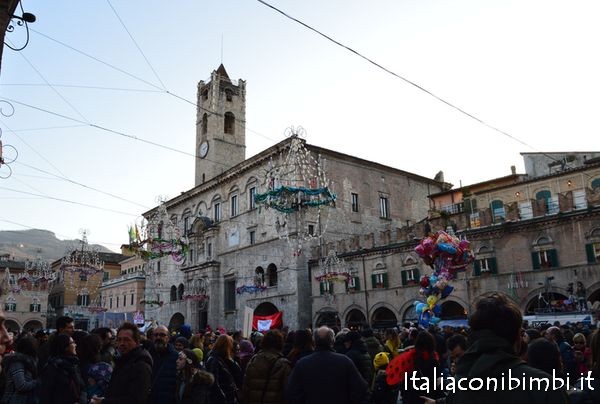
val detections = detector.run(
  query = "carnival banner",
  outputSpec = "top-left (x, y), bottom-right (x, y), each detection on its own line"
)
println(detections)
top-left (252, 311), bottom-right (283, 331)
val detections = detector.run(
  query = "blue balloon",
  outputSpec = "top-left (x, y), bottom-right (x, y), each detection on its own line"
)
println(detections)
top-left (437, 243), bottom-right (457, 254)
top-left (429, 274), bottom-right (438, 284)
top-left (441, 285), bottom-right (454, 299)
top-left (415, 302), bottom-right (426, 313)
top-left (432, 304), bottom-right (442, 316)
top-left (430, 316), bottom-right (441, 325)
top-left (419, 311), bottom-right (431, 327)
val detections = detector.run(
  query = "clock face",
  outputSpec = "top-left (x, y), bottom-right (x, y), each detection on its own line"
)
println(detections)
top-left (199, 141), bottom-right (209, 158)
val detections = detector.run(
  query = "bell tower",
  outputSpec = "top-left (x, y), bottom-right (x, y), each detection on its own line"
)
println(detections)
top-left (195, 64), bottom-right (246, 186)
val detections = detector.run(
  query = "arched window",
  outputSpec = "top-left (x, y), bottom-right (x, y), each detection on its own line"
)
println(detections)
top-left (178, 283), bottom-right (185, 300)
top-left (536, 190), bottom-right (558, 214)
top-left (224, 112), bottom-right (235, 134)
top-left (202, 113), bottom-right (208, 135)
top-left (536, 190), bottom-right (551, 205)
top-left (267, 263), bottom-right (278, 287)
top-left (255, 266), bottom-right (265, 286)
top-left (592, 178), bottom-right (600, 190)
top-left (170, 285), bottom-right (177, 302)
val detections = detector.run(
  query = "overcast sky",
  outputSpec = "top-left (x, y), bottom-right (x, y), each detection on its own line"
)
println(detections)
top-left (1, 0), bottom-right (599, 251)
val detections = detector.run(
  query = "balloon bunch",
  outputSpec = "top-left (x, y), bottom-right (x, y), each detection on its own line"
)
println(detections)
top-left (413, 230), bottom-right (474, 327)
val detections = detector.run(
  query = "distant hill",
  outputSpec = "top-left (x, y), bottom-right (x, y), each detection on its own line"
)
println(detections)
top-left (0, 229), bottom-right (114, 262)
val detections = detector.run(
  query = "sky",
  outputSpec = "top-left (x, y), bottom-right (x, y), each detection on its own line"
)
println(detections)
top-left (1, 0), bottom-right (599, 252)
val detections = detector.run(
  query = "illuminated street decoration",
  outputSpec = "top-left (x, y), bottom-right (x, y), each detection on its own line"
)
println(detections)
top-left (254, 127), bottom-right (336, 253)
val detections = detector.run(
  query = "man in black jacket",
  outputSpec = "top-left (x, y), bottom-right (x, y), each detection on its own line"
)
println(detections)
top-left (344, 331), bottom-right (374, 387)
top-left (91, 322), bottom-right (153, 404)
top-left (286, 326), bottom-right (367, 404)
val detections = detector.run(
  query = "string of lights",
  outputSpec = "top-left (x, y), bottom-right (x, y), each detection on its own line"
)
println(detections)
top-left (0, 83), bottom-right (164, 93)
top-left (1, 117), bottom-right (68, 178)
top-left (2, 96), bottom-right (245, 170)
top-left (27, 28), bottom-right (279, 144)
top-left (13, 40), bottom-right (90, 124)
top-left (0, 186), bottom-right (139, 216)
top-left (105, 0), bottom-right (167, 91)
top-left (14, 160), bottom-right (150, 209)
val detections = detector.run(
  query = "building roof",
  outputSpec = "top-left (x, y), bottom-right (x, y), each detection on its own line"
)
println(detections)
top-left (145, 136), bottom-right (450, 215)
top-left (215, 64), bottom-right (230, 80)
top-left (98, 252), bottom-right (127, 264)
top-left (0, 259), bottom-right (26, 270)
top-left (429, 173), bottom-right (525, 198)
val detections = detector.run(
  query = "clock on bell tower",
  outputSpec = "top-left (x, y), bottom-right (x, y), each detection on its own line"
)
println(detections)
top-left (195, 64), bottom-right (246, 186)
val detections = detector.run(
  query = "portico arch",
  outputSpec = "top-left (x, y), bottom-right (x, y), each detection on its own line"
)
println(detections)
top-left (344, 307), bottom-right (367, 330)
top-left (254, 302), bottom-right (278, 316)
top-left (4, 319), bottom-right (20, 333)
top-left (523, 288), bottom-right (569, 314)
top-left (169, 312), bottom-right (185, 331)
top-left (440, 301), bottom-right (467, 319)
top-left (23, 319), bottom-right (44, 332)
top-left (370, 306), bottom-right (397, 330)
top-left (314, 308), bottom-right (340, 328)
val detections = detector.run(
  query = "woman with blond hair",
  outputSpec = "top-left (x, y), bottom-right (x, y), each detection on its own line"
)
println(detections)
top-left (384, 328), bottom-right (401, 358)
top-left (573, 332), bottom-right (591, 376)
top-left (206, 334), bottom-right (243, 404)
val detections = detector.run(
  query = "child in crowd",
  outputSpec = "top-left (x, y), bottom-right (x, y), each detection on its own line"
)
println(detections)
top-left (87, 361), bottom-right (113, 399)
top-left (372, 352), bottom-right (398, 404)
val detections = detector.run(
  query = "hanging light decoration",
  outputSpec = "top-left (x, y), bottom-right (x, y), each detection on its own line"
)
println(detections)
top-left (254, 127), bottom-right (336, 254)
top-left (2, 267), bottom-right (21, 295)
top-left (128, 202), bottom-right (189, 264)
top-left (314, 250), bottom-right (351, 283)
top-left (60, 230), bottom-right (104, 292)
top-left (18, 253), bottom-right (55, 295)
top-left (183, 277), bottom-right (210, 310)
top-left (87, 295), bottom-right (107, 314)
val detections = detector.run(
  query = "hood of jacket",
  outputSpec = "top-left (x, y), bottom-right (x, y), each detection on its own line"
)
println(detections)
top-left (456, 330), bottom-right (523, 379)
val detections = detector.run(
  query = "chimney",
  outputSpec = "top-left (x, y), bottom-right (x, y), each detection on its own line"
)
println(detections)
top-left (511, 165), bottom-right (516, 175)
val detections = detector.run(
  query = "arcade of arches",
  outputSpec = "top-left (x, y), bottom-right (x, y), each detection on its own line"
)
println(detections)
top-left (254, 302), bottom-right (278, 317)
top-left (315, 301), bottom-right (470, 329)
top-left (4, 319), bottom-right (45, 333)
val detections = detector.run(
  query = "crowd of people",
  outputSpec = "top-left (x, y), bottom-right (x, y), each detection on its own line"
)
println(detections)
top-left (0, 292), bottom-right (598, 403)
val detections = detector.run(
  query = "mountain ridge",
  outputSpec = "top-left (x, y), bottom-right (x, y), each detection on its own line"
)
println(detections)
top-left (0, 229), bottom-right (115, 263)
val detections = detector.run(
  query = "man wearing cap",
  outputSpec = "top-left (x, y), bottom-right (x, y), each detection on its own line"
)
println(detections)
top-left (286, 326), bottom-right (367, 404)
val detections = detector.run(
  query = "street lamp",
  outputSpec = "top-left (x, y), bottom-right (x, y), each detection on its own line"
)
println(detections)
top-left (5, 3), bottom-right (36, 52)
